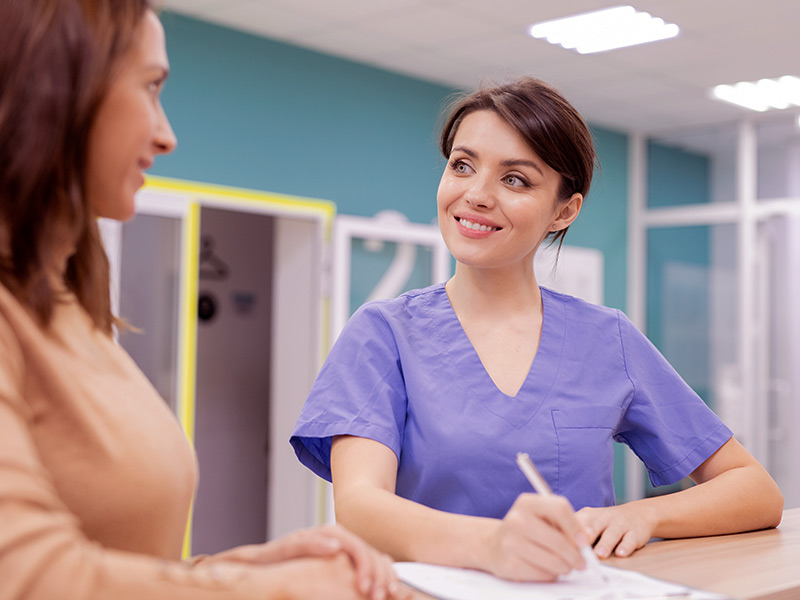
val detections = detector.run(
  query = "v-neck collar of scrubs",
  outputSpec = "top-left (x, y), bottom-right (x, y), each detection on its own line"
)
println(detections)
top-left (432, 284), bottom-right (565, 429)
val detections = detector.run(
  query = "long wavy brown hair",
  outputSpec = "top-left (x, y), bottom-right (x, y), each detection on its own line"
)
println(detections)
top-left (0, 0), bottom-right (152, 333)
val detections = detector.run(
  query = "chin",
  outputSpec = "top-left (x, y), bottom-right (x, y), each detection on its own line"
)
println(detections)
top-left (114, 188), bottom-right (138, 221)
top-left (98, 199), bottom-right (137, 222)
top-left (117, 204), bottom-right (137, 222)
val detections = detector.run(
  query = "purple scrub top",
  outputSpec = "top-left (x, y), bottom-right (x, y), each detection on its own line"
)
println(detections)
top-left (290, 284), bottom-right (732, 517)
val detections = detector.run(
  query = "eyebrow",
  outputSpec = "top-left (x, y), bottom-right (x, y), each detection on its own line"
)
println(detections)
top-left (500, 158), bottom-right (544, 176)
top-left (146, 64), bottom-right (170, 79)
top-left (451, 145), bottom-right (545, 176)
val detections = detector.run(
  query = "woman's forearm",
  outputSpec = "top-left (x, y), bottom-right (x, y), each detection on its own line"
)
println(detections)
top-left (330, 435), bottom-right (587, 581)
top-left (639, 463), bottom-right (783, 540)
top-left (334, 483), bottom-right (497, 569)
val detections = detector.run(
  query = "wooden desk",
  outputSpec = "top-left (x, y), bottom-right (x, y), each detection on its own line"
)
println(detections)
top-left (604, 507), bottom-right (800, 600)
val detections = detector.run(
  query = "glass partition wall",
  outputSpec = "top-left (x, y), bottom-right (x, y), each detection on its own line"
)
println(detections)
top-left (629, 115), bottom-right (800, 508)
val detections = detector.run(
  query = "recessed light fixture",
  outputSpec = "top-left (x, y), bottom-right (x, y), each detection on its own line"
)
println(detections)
top-left (711, 76), bottom-right (800, 112)
top-left (528, 5), bottom-right (679, 54)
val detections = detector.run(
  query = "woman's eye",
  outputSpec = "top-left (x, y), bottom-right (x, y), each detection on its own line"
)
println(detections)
top-left (504, 175), bottom-right (525, 186)
top-left (450, 159), bottom-right (472, 174)
top-left (148, 78), bottom-right (165, 97)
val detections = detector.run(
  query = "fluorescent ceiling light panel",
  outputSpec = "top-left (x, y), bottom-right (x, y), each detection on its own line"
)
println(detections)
top-left (528, 6), bottom-right (679, 54)
top-left (712, 76), bottom-right (800, 112)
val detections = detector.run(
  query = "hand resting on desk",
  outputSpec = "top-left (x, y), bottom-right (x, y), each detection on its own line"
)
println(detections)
top-left (576, 437), bottom-right (783, 560)
top-left (195, 524), bottom-right (413, 600)
top-left (577, 502), bottom-right (655, 559)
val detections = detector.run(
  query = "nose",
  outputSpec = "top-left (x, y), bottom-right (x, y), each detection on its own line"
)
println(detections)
top-left (464, 173), bottom-right (495, 209)
top-left (153, 102), bottom-right (177, 155)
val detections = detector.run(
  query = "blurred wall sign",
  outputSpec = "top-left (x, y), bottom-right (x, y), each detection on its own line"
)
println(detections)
top-left (232, 291), bottom-right (257, 316)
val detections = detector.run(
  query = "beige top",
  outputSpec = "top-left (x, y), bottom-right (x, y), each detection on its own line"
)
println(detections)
top-left (0, 282), bottom-right (268, 599)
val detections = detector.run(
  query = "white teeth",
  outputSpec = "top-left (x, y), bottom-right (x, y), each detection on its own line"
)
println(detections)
top-left (459, 218), bottom-right (498, 231)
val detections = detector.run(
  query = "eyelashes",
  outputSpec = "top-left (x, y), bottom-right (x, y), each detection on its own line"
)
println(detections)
top-left (449, 158), bottom-right (472, 174)
top-left (448, 158), bottom-right (531, 188)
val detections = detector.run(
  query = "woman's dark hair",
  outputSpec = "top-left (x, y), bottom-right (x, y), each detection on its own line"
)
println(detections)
top-left (0, 0), bottom-right (152, 333)
top-left (439, 77), bottom-right (597, 248)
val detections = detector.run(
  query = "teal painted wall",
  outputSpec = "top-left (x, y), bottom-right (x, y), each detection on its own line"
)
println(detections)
top-left (647, 142), bottom-right (711, 208)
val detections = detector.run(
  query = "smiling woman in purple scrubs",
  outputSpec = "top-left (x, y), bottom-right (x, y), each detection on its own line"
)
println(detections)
top-left (291, 77), bottom-right (783, 583)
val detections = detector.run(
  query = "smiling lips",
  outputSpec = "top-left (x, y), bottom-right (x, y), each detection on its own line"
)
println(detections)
top-left (456, 216), bottom-right (502, 233)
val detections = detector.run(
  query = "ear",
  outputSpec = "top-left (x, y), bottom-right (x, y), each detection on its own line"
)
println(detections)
top-left (550, 193), bottom-right (583, 232)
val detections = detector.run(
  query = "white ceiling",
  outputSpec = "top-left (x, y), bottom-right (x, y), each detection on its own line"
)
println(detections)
top-left (162, 0), bottom-right (800, 136)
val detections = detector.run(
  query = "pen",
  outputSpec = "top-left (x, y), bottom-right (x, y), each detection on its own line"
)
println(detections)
top-left (515, 452), bottom-right (608, 583)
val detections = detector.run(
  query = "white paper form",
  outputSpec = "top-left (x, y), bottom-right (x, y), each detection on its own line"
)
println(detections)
top-left (394, 562), bottom-right (730, 600)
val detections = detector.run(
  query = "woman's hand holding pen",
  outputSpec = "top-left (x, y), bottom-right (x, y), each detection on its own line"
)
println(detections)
top-left (482, 493), bottom-right (588, 582)
top-left (577, 503), bottom-right (656, 559)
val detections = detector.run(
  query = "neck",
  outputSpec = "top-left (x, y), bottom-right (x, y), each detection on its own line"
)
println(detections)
top-left (445, 261), bottom-right (542, 319)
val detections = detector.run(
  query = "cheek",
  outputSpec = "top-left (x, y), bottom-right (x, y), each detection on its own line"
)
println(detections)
top-left (143, 104), bottom-right (160, 138)
top-left (436, 174), bottom-right (458, 207)
top-left (436, 184), bottom-right (453, 230)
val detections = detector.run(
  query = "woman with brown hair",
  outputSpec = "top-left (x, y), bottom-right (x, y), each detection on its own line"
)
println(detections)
top-left (0, 1), bottom-right (414, 598)
top-left (291, 77), bottom-right (784, 582)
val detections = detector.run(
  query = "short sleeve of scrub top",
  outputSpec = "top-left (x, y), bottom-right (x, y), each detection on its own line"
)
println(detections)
top-left (290, 298), bottom-right (409, 482)
top-left (291, 284), bottom-right (732, 516)
top-left (612, 313), bottom-right (733, 486)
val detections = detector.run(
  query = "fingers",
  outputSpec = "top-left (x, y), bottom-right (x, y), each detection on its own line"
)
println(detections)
top-left (315, 524), bottom-right (402, 600)
top-left (519, 494), bottom-right (585, 563)
top-left (532, 495), bottom-right (587, 551)
top-left (490, 494), bottom-right (586, 581)
top-left (356, 547), bottom-right (405, 600)
top-left (576, 507), bottom-right (598, 541)
top-left (592, 527), bottom-right (619, 559)
top-left (596, 525), bottom-right (646, 558)
top-left (578, 505), bottom-right (650, 559)
top-left (254, 525), bottom-right (405, 600)
top-left (612, 530), bottom-right (640, 558)
top-left (578, 506), bottom-right (622, 559)
top-left (268, 529), bottom-right (342, 562)
top-left (296, 529), bottom-right (344, 556)
top-left (321, 525), bottom-right (383, 598)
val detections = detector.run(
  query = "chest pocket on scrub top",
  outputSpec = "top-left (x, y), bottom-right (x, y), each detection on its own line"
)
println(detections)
top-left (551, 405), bottom-right (623, 509)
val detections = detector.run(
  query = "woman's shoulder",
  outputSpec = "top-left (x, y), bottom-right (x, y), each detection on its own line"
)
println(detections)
top-left (541, 287), bottom-right (654, 367)
top-left (354, 282), bottom-right (448, 321)
top-left (541, 286), bottom-right (621, 322)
